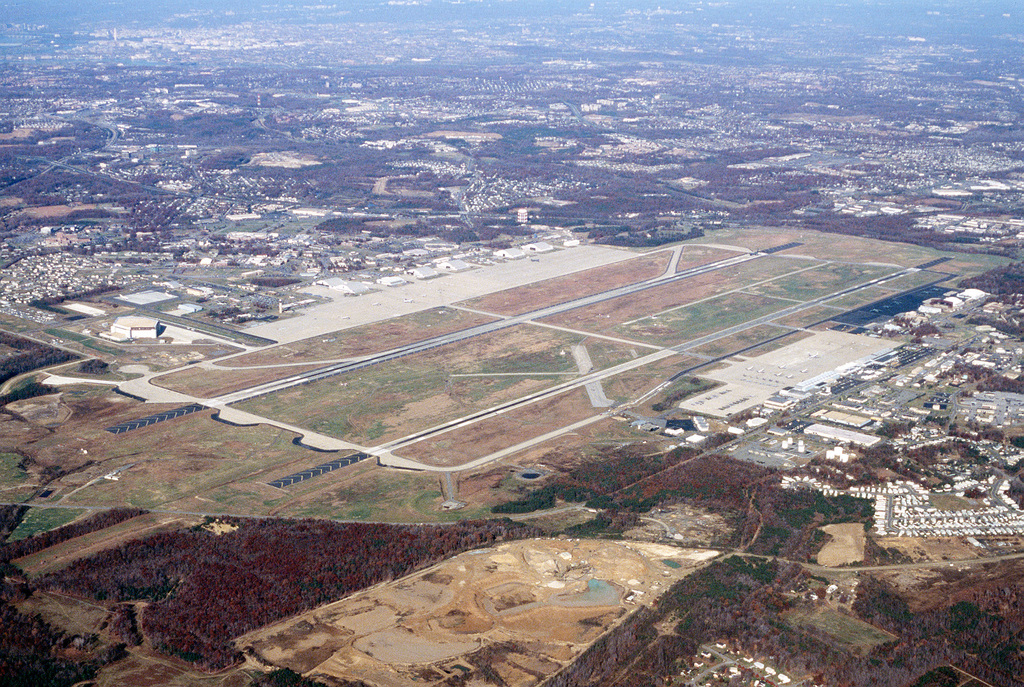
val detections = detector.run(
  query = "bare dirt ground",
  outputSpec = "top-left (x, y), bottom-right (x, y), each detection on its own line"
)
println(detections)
top-left (4, 394), bottom-right (73, 427)
top-left (816, 523), bottom-right (867, 567)
top-left (460, 251), bottom-right (673, 316)
top-left (18, 204), bottom-right (98, 218)
top-left (873, 535), bottom-right (983, 563)
top-left (623, 504), bottom-right (733, 547)
top-left (237, 538), bottom-right (718, 687)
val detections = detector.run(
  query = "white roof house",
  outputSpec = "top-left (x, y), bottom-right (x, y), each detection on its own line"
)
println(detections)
top-left (377, 276), bottom-right (407, 287)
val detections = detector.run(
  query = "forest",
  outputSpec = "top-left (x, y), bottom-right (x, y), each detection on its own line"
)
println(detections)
top-left (35, 518), bottom-right (540, 670)
top-left (550, 555), bottom-right (1024, 687)
top-left (0, 330), bottom-right (78, 387)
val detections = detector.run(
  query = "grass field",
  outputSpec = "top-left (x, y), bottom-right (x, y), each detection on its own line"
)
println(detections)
top-left (60, 417), bottom-right (326, 511)
top-left (8, 507), bottom-right (85, 542)
top-left (155, 361), bottom-right (325, 398)
top-left (619, 292), bottom-right (791, 347)
top-left (689, 323), bottom-right (797, 359)
top-left (279, 466), bottom-right (495, 522)
top-left (236, 325), bottom-right (634, 445)
top-left (541, 255), bottom-right (815, 337)
top-left (393, 388), bottom-right (598, 468)
top-left (786, 607), bottom-right (895, 654)
top-left (772, 305), bottom-right (845, 329)
top-left (229, 307), bottom-right (497, 366)
top-left (744, 261), bottom-right (899, 301)
top-left (822, 286), bottom-right (902, 311)
top-left (0, 451), bottom-right (27, 488)
top-left (930, 494), bottom-right (983, 512)
top-left (460, 250), bottom-right (674, 316)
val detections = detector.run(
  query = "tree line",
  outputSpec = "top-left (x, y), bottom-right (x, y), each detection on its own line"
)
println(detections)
top-left (0, 331), bottom-right (78, 387)
top-left (37, 517), bottom-right (540, 670)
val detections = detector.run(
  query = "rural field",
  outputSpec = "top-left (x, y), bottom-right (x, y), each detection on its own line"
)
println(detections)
top-left (785, 607), bottom-right (895, 655)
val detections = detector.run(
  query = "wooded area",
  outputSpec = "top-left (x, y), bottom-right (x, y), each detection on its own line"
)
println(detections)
top-left (37, 518), bottom-right (540, 669)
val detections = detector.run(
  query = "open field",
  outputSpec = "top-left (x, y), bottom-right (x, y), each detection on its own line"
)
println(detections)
top-left (785, 607), bottom-right (895, 655)
top-left (155, 361), bottom-right (325, 398)
top-left (237, 326), bottom-right (634, 446)
top-left (619, 292), bottom-right (792, 347)
top-left (13, 512), bottom-right (201, 576)
top-left (816, 523), bottom-right (867, 567)
top-left (823, 286), bottom-right (907, 312)
top-left (0, 451), bottom-right (30, 492)
top-left (688, 323), bottom-right (799, 359)
top-left (600, 354), bottom-right (698, 409)
top-left (872, 535), bottom-right (984, 563)
top-left (675, 244), bottom-right (746, 271)
top-left (59, 413), bottom-right (335, 512)
top-left (743, 261), bottom-right (899, 301)
top-left (95, 652), bottom-right (253, 687)
top-left (8, 507), bottom-right (86, 542)
top-left (459, 250), bottom-right (674, 316)
top-left (19, 203), bottom-right (99, 219)
top-left (238, 539), bottom-right (718, 687)
top-left (0, 390), bottom-right (341, 514)
top-left (772, 305), bottom-right (845, 329)
top-left (930, 494), bottom-right (984, 512)
top-left (231, 307), bottom-right (497, 366)
top-left (717, 226), bottom-right (957, 266)
top-left (540, 255), bottom-right (811, 336)
top-left (393, 389), bottom-right (599, 468)
top-left (270, 462), bottom-right (498, 522)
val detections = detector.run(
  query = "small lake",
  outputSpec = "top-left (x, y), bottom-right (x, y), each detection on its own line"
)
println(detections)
top-left (558, 579), bottom-right (619, 607)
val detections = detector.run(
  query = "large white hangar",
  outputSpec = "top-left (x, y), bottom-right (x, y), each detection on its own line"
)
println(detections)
top-left (679, 330), bottom-right (896, 418)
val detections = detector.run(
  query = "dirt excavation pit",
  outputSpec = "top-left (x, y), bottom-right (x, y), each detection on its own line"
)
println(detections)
top-left (239, 539), bottom-right (718, 687)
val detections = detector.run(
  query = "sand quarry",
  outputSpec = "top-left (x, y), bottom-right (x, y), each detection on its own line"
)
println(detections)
top-left (239, 539), bottom-right (718, 687)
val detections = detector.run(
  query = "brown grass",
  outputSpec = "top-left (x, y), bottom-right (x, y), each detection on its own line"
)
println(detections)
top-left (540, 256), bottom-right (802, 335)
top-left (230, 307), bottom-right (496, 366)
top-left (154, 362), bottom-right (324, 398)
top-left (394, 389), bottom-right (598, 468)
top-left (460, 251), bottom-right (673, 316)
